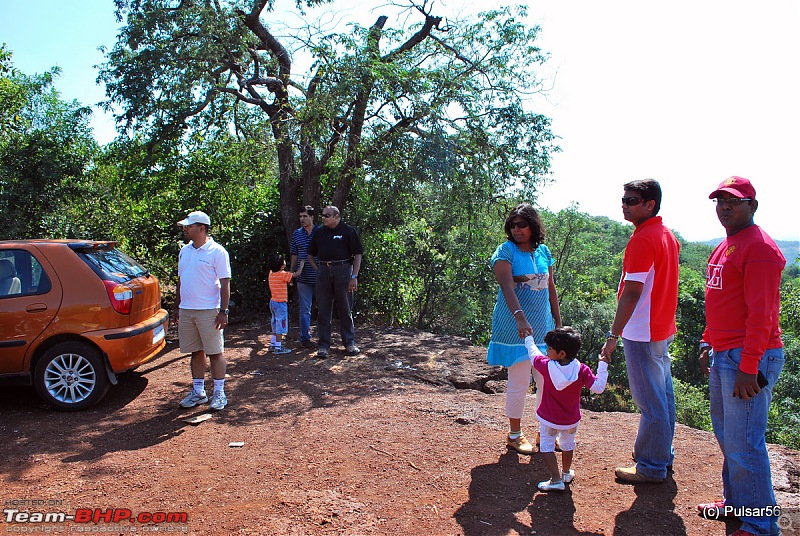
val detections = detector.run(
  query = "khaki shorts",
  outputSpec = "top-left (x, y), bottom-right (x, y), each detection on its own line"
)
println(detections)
top-left (179, 309), bottom-right (224, 355)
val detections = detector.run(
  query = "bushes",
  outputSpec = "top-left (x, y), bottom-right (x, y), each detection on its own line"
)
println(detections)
top-left (581, 383), bottom-right (637, 413)
top-left (768, 399), bottom-right (800, 449)
top-left (673, 378), bottom-right (712, 432)
top-left (357, 217), bottom-right (498, 340)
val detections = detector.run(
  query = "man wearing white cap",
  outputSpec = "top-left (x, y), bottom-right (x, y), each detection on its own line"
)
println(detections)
top-left (175, 211), bottom-right (232, 410)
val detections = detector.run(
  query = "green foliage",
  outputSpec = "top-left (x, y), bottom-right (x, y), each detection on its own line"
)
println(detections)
top-left (581, 373), bottom-right (638, 413)
top-left (780, 333), bottom-right (800, 376)
top-left (6, 18), bottom-right (800, 450)
top-left (679, 240), bottom-right (714, 274)
top-left (351, 160), bottom-right (504, 341)
top-left (781, 278), bottom-right (800, 335)
top-left (98, 2), bottom-right (558, 240)
top-left (559, 300), bottom-right (616, 363)
top-left (0, 49), bottom-right (99, 239)
top-left (91, 133), bottom-right (282, 312)
top-left (223, 210), bottom-right (286, 314)
top-left (771, 333), bottom-right (800, 450)
top-left (0, 45), bottom-right (26, 134)
top-left (768, 406), bottom-right (800, 449)
top-left (359, 227), bottom-right (420, 326)
top-left (672, 266), bottom-right (708, 386)
top-left (543, 208), bottom-right (618, 306)
top-left (541, 210), bottom-right (629, 376)
top-left (673, 378), bottom-right (712, 432)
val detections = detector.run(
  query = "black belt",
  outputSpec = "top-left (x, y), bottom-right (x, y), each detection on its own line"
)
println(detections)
top-left (319, 259), bottom-right (352, 266)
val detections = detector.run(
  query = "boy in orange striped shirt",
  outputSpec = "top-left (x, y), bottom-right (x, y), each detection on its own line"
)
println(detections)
top-left (268, 254), bottom-right (302, 354)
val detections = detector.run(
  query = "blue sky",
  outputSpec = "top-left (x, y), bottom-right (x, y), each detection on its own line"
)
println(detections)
top-left (2, 0), bottom-right (799, 242)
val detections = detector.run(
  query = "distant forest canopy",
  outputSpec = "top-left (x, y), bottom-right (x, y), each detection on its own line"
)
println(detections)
top-left (701, 239), bottom-right (799, 267)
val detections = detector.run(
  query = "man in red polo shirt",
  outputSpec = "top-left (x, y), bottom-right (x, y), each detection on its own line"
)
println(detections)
top-left (601, 179), bottom-right (680, 484)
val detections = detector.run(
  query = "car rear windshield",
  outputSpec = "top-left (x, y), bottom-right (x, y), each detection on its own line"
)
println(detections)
top-left (79, 247), bottom-right (149, 283)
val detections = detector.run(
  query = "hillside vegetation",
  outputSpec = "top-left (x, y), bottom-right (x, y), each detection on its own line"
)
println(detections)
top-left (2, 10), bottom-right (799, 453)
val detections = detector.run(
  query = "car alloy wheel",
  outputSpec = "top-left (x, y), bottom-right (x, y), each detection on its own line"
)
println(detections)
top-left (34, 342), bottom-right (110, 411)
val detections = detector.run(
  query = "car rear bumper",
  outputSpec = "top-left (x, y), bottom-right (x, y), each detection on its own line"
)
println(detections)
top-left (85, 309), bottom-right (169, 372)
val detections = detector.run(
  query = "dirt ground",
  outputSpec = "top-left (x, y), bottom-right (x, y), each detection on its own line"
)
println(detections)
top-left (2, 319), bottom-right (799, 536)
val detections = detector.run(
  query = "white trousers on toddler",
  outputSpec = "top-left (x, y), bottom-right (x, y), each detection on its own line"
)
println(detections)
top-left (539, 424), bottom-right (578, 453)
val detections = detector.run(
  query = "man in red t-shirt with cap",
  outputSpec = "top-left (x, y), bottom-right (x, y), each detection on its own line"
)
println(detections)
top-left (697, 176), bottom-right (786, 536)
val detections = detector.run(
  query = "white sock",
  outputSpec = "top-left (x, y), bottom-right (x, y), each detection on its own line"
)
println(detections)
top-left (274, 341), bottom-right (282, 349)
top-left (270, 335), bottom-right (276, 345)
top-left (213, 379), bottom-right (225, 394)
top-left (192, 379), bottom-right (205, 395)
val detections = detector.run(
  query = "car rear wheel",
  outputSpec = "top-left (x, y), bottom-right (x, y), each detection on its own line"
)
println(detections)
top-left (34, 342), bottom-right (110, 411)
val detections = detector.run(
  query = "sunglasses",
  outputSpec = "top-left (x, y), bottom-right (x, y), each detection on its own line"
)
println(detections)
top-left (321, 213), bottom-right (335, 218)
top-left (509, 220), bottom-right (529, 229)
top-left (621, 197), bottom-right (645, 206)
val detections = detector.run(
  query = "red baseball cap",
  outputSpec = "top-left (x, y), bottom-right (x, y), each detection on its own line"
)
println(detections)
top-left (708, 176), bottom-right (756, 200)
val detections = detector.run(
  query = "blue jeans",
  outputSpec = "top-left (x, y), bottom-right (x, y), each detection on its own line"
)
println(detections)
top-left (297, 281), bottom-right (315, 342)
top-left (269, 300), bottom-right (288, 335)
top-left (315, 264), bottom-right (355, 349)
top-left (709, 347), bottom-right (784, 536)
top-left (623, 337), bottom-right (676, 479)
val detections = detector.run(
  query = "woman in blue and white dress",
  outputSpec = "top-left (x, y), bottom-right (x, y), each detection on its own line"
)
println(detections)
top-left (487, 203), bottom-right (562, 454)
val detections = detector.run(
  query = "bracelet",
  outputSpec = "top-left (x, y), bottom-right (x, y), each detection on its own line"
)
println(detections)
top-left (512, 309), bottom-right (524, 317)
top-left (606, 331), bottom-right (620, 340)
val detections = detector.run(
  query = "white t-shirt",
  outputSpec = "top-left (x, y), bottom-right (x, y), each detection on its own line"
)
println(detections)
top-left (178, 237), bottom-right (231, 310)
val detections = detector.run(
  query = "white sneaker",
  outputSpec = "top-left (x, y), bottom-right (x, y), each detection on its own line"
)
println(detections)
top-left (537, 479), bottom-right (565, 492)
top-left (562, 470), bottom-right (575, 483)
top-left (209, 390), bottom-right (227, 410)
top-left (179, 390), bottom-right (208, 408)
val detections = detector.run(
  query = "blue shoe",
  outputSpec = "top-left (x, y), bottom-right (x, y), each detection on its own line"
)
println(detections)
top-left (179, 390), bottom-right (208, 408)
top-left (537, 479), bottom-right (565, 492)
top-left (209, 390), bottom-right (227, 411)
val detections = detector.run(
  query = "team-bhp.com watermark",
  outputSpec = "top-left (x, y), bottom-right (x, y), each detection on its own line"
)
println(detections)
top-left (3, 504), bottom-right (189, 533)
top-left (702, 505), bottom-right (800, 535)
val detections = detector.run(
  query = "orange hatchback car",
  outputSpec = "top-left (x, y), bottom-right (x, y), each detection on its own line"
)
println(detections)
top-left (0, 240), bottom-right (168, 410)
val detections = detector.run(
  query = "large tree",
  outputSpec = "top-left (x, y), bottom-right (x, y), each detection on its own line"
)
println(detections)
top-left (99, 0), bottom-right (557, 240)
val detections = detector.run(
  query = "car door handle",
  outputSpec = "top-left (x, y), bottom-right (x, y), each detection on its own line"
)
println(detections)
top-left (26, 303), bottom-right (48, 313)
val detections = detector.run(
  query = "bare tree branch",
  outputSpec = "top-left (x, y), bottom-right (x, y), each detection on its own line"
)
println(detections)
top-left (382, 13), bottom-right (442, 63)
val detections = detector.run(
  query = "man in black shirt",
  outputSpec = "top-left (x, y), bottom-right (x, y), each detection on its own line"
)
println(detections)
top-left (308, 206), bottom-right (364, 358)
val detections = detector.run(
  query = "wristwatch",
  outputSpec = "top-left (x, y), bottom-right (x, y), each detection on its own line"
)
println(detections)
top-left (222, 309), bottom-right (229, 315)
top-left (351, 275), bottom-right (358, 279)
top-left (606, 331), bottom-right (620, 341)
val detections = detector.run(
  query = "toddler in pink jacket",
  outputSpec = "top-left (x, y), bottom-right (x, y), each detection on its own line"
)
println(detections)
top-left (525, 326), bottom-right (609, 491)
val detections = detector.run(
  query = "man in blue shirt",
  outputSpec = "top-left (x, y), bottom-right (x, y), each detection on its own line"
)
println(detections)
top-left (289, 206), bottom-right (319, 348)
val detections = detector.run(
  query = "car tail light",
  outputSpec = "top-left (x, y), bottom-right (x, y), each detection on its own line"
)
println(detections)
top-left (103, 280), bottom-right (133, 314)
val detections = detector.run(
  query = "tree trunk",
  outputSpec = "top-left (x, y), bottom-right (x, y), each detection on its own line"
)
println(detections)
top-left (272, 119), bottom-right (300, 246)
